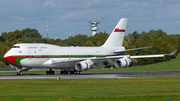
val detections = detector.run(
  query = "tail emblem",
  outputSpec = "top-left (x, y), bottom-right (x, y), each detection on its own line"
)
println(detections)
top-left (114, 28), bottom-right (125, 32)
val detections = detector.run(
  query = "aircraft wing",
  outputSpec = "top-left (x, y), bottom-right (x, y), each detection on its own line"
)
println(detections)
top-left (91, 50), bottom-right (177, 60)
top-left (43, 50), bottom-right (177, 68)
top-left (43, 58), bottom-right (86, 65)
top-left (114, 46), bottom-right (152, 54)
top-left (88, 50), bottom-right (177, 66)
top-left (130, 50), bottom-right (177, 59)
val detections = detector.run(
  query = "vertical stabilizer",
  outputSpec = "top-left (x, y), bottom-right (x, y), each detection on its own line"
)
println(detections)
top-left (102, 18), bottom-right (128, 47)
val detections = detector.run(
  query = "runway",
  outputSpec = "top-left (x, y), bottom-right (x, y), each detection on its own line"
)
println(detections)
top-left (0, 73), bottom-right (130, 79)
top-left (1, 71), bottom-right (180, 79)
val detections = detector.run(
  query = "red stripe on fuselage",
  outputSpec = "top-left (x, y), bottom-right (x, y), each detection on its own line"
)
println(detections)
top-left (4, 55), bottom-right (116, 66)
top-left (4, 56), bottom-right (20, 66)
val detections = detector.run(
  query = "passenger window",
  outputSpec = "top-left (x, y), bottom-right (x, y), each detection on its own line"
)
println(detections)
top-left (28, 47), bottom-right (37, 49)
top-left (40, 47), bottom-right (47, 49)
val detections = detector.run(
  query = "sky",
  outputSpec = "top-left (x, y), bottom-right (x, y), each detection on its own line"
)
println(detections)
top-left (0, 0), bottom-right (180, 39)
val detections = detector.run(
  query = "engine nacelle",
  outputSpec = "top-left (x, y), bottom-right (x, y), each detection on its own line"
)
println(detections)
top-left (114, 57), bottom-right (131, 68)
top-left (75, 61), bottom-right (90, 71)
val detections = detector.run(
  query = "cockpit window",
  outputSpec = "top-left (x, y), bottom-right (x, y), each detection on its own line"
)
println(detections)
top-left (12, 46), bottom-right (20, 48)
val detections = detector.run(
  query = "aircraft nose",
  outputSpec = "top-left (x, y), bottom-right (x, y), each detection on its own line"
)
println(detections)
top-left (3, 52), bottom-right (18, 66)
top-left (4, 53), bottom-right (9, 62)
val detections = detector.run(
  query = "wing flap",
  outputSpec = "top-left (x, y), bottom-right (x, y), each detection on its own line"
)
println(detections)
top-left (114, 46), bottom-right (152, 54)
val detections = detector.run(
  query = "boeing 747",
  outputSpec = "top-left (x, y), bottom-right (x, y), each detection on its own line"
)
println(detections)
top-left (3, 18), bottom-right (176, 75)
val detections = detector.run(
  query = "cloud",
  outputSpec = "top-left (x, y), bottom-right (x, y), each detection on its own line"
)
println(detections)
top-left (1, 0), bottom-right (180, 39)
top-left (15, 16), bottom-right (26, 21)
top-left (44, 0), bottom-right (56, 7)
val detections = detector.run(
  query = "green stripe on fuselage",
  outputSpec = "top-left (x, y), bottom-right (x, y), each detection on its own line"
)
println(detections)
top-left (16, 56), bottom-right (106, 65)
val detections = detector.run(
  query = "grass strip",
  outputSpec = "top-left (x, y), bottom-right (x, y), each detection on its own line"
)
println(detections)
top-left (0, 77), bottom-right (180, 101)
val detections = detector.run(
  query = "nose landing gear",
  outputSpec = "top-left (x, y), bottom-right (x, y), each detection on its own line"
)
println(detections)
top-left (17, 71), bottom-right (22, 75)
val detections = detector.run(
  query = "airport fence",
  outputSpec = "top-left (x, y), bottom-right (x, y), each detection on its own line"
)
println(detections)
top-left (0, 67), bottom-right (15, 71)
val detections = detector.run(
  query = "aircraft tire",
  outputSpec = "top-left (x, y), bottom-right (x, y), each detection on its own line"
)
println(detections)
top-left (52, 71), bottom-right (55, 75)
top-left (17, 71), bottom-right (22, 75)
top-left (70, 71), bottom-right (74, 74)
top-left (61, 71), bottom-right (65, 75)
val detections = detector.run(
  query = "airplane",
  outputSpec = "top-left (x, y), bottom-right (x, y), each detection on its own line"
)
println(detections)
top-left (3, 18), bottom-right (177, 75)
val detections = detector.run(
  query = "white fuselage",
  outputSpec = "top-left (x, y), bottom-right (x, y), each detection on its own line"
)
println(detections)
top-left (4, 43), bottom-right (125, 69)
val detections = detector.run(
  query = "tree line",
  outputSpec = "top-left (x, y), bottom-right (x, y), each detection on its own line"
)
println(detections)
top-left (0, 28), bottom-right (179, 67)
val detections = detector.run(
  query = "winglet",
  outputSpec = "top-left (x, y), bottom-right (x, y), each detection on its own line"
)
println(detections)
top-left (167, 50), bottom-right (177, 56)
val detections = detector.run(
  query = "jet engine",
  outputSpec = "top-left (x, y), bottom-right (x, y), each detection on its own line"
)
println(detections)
top-left (114, 57), bottom-right (131, 68)
top-left (75, 61), bottom-right (91, 71)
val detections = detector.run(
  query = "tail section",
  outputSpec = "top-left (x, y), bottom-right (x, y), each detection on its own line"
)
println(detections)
top-left (102, 18), bottom-right (128, 47)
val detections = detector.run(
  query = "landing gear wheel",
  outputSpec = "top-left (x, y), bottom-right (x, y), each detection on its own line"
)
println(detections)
top-left (52, 71), bottom-right (55, 75)
top-left (17, 71), bottom-right (22, 75)
top-left (46, 69), bottom-right (55, 75)
top-left (46, 71), bottom-right (49, 75)
top-left (60, 70), bottom-right (81, 75)
top-left (60, 71), bottom-right (65, 75)
top-left (78, 71), bottom-right (82, 74)
top-left (70, 71), bottom-right (73, 74)
top-left (60, 70), bottom-right (69, 75)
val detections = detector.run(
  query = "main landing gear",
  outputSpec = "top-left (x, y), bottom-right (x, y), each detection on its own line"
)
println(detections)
top-left (60, 70), bottom-right (82, 75)
top-left (46, 69), bottom-right (82, 75)
top-left (46, 68), bottom-right (55, 75)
